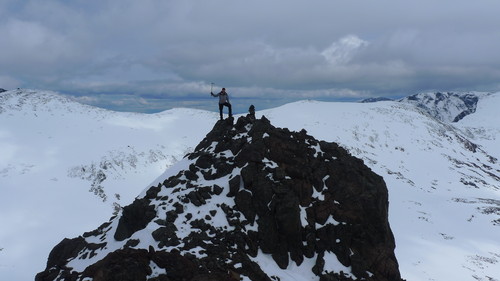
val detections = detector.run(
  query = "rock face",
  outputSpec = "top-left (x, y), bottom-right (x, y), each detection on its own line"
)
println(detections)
top-left (360, 97), bottom-right (393, 103)
top-left (399, 91), bottom-right (481, 122)
top-left (36, 115), bottom-right (402, 281)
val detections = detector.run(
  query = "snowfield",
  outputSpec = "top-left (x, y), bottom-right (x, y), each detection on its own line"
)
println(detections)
top-left (0, 89), bottom-right (498, 280)
top-left (261, 97), bottom-right (500, 281)
top-left (0, 90), bottom-right (218, 280)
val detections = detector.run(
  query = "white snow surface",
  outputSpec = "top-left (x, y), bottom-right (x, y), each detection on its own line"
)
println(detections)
top-left (0, 89), bottom-right (217, 280)
top-left (0, 89), bottom-right (499, 281)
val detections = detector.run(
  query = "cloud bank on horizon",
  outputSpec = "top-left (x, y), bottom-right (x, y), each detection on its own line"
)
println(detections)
top-left (1, 0), bottom-right (500, 112)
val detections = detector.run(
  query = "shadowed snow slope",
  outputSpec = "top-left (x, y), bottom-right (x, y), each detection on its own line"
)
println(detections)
top-left (0, 89), bottom-right (498, 281)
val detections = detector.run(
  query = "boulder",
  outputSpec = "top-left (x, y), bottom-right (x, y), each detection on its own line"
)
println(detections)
top-left (37, 115), bottom-right (402, 281)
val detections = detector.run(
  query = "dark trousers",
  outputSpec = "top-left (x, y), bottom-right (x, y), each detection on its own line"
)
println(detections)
top-left (219, 102), bottom-right (232, 119)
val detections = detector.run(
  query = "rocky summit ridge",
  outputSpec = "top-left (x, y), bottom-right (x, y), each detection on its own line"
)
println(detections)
top-left (398, 91), bottom-right (485, 123)
top-left (36, 114), bottom-right (402, 281)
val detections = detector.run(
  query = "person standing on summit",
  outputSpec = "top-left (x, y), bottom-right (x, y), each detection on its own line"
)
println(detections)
top-left (211, 87), bottom-right (232, 120)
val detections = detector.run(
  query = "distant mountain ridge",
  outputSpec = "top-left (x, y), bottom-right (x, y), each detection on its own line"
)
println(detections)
top-left (0, 88), bottom-right (110, 116)
top-left (398, 91), bottom-right (488, 123)
top-left (0, 89), bottom-right (487, 123)
top-left (361, 91), bottom-right (489, 123)
top-left (360, 97), bottom-right (393, 103)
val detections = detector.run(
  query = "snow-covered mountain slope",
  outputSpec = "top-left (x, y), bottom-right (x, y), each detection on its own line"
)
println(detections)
top-left (455, 93), bottom-right (500, 160)
top-left (37, 116), bottom-right (402, 281)
top-left (0, 89), bottom-right (219, 280)
top-left (261, 97), bottom-right (499, 281)
top-left (398, 91), bottom-right (487, 123)
top-left (1, 89), bottom-right (498, 280)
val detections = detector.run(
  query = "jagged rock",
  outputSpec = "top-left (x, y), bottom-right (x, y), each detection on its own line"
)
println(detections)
top-left (152, 224), bottom-right (180, 247)
top-left (399, 91), bottom-right (480, 122)
top-left (360, 97), bottom-right (393, 103)
top-left (227, 175), bottom-right (241, 197)
top-left (145, 183), bottom-right (162, 199)
top-left (81, 248), bottom-right (199, 281)
top-left (235, 189), bottom-right (255, 222)
top-left (114, 198), bottom-right (156, 241)
top-left (124, 239), bottom-right (140, 248)
top-left (37, 115), bottom-right (402, 281)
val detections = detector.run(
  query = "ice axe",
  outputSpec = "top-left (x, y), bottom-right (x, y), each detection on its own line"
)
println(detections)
top-left (210, 82), bottom-right (214, 94)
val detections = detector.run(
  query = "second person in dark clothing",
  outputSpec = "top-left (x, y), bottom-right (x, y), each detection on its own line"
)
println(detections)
top-left (211, 87), bottom-right (232, 120)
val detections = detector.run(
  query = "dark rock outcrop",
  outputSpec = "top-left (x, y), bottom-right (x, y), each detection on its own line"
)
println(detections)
top-left (114, 198), bottom-right (156, 241)
top-left (36, 115), bottom-right (402, 281)
top-left (360, 97), bottom-right (393, 103)
top-left (399, 91), bottom-right (481, 122)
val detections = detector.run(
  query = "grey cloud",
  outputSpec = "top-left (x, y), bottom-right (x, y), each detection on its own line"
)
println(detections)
top-left (2, 0), bottom-right (500, 112)
top-left (161, 35), bottom-right (416, 93)
top-left (0, 19), bottom-right (80, 70)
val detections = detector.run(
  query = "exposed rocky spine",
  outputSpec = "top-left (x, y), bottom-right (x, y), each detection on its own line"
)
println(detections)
top-left (36, 115), bottom-right (402, 281)
top-left (399, 91), bottom-right (482, 122)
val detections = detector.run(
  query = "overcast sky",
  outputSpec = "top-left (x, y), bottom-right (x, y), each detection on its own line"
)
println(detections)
top-left (1, 0), bottom-right (500, 112)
